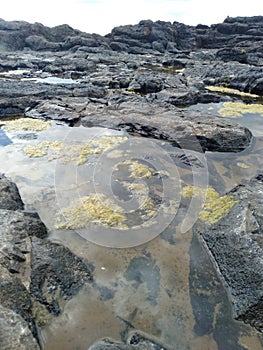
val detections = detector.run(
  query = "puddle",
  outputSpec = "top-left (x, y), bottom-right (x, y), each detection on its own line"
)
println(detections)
top-left (0, 117), bottom-right (262, 349)
top-left (0, 70), bottom-right (78, 84)
top-left (33, 76), bottom-right (79, 85)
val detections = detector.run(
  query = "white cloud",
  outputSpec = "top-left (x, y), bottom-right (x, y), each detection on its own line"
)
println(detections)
top-left (1, 0), bottom-right (262, 35)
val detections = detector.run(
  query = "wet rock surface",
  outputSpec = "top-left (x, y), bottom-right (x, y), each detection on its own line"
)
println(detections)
top-left (194, 173), bottom-right (263, 332)
top-left (0, 175), bottom-right (93, 347)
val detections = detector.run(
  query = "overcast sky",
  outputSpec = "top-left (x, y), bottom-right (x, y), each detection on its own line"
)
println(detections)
top-left (1, 0), bottom-right (262, 35)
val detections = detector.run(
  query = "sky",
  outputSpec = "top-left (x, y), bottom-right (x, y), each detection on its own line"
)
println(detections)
top-left (1, 0), bottom-right (262, 35)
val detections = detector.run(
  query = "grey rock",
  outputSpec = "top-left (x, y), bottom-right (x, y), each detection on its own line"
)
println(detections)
top-left (0, 174), bottom-right (24, 210)
top-left (0, 305), bottom-right (40, 350)
top-left (30, 237), bottom-right (93, 315)
top-left (81, 103), bottom-right (251, 152)
top-left (194, 173), bottom-right (263, 332)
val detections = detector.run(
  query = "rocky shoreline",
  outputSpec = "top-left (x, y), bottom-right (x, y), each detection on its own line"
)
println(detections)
top-left (0, 15), bottom-right (263, 349)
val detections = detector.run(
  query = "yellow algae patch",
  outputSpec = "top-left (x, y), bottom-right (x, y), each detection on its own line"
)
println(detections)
top-left (219, 101), bottom-right (263, 118)
top-left (123, 160), bottom-right (152, 179)
top-left (181, 185), bottom-right (237, 225)
top-left (22, 136), bottom-right (128, 165)
top-left (23, 145), bottom-right (47, 157)
top-left (237, 162), bottom-right (250, 169)
top-left (140, 197), bottom-right (156, 219)
top-left (205, 86), bottom-right (259, 98)
top-left (2, 118), bottom-right (51, 131)
top-left (56, 194), bottom-right (127, 230)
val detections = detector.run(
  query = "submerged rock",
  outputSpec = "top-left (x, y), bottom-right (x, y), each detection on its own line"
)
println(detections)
top-left (88, 332), bottom-right (167, 350)
top-left (194, 173), bottom-right (263, 332)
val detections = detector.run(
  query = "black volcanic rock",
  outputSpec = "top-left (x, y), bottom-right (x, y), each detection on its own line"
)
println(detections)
top-left (0, 18), bottom-right (108, 51)
top-left (0, 16), bottom-right (262, 59)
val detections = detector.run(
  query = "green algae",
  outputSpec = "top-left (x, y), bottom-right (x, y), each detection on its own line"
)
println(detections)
top-left (23, 136), bottom-right (128, 165)
top-left (205, 86), bottom-right (259, 98)
top-left (2, 118), bottom-right (51, 131)
top-left (219, 101), bottom-right (263, 118)
top-left (181, 186), bottom-right (237, 225)
top-left (56, 194), bottom-right (127, 230)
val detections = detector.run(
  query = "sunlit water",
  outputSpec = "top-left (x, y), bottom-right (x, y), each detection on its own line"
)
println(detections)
top-left (0, 111), bottom-right (262, 349)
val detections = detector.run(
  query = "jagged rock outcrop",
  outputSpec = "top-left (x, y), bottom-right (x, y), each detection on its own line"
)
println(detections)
top-left (0, 16), bottom-right (262, 64)
top-left (0, 18), bottom-right (108, 51)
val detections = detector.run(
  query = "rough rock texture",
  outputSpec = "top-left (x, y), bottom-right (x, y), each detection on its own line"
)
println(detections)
top-left (80, 104), bottom-right (251, 152)
top-left (0, 174), bottom-right (24, 210)
top-left (1, 16), bottom-right (262, 65)
top-left (0, 175), bottom-right (93, 347)
top-left (0, 18), bottom-right (108, 51)
top-left (194, 173), bottom-right (263, 332)
top-left (0, 305), bottom-right (40, 350)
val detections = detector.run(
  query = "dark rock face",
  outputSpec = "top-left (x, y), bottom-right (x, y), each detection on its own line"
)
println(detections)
top-left (0, 18), bottom-right (108, 51)
top-left (0, 175), bottom-right (93, 346)
top-left (0, 16), bottom-right (262, 64)
top-left (0, 174), bottom-right (24, 210)
top-left (30, 238), bottom-right (93, 316)
top-left (194, 173), bottom-right (263, 332)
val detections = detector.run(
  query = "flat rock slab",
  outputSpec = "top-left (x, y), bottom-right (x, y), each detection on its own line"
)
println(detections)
top-left (81, 103), bottom-right (252, 152)
top-left (25, 96), bottom-right (252, 152)
top-left (194, 173), bottom-right (263, 332)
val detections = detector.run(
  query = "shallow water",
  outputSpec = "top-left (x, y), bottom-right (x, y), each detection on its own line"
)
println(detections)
top-left (0, 115), bottom-right (262, 349)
